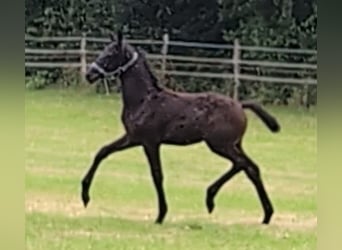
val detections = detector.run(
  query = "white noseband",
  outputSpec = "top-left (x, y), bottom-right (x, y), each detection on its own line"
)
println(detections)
top-left (89, 51), bottom-right (139, 77)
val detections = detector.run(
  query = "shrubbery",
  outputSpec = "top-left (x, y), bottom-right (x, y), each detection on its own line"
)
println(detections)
top-left (25, 0), bottom-right (317, 106)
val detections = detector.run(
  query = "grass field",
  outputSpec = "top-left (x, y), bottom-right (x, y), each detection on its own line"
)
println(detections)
top-left (25, 88), bottom-right (317, 250)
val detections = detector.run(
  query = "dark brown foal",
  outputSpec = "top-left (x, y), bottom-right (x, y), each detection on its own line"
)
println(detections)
top-left (81, 31), bottom-right (280, 225)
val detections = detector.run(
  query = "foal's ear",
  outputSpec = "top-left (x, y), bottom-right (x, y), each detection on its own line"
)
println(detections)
top-left (109, 32), bottom-right (115, 42)
top-left (117, 30), bottom-right (123, 48)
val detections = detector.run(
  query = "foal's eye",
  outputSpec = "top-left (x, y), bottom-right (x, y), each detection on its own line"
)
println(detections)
top-left (110, 45), bottom-right (118, 53)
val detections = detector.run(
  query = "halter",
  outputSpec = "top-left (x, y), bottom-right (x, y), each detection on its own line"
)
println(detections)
top-left (89, 51), bottom-right (139, 78)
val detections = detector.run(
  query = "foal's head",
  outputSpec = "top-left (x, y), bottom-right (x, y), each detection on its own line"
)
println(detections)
top-left (86, 31), bottom-right (138, 83)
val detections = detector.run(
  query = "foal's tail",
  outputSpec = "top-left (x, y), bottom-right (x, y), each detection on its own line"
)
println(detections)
top-left (241, 101), bottom-right (280, 133)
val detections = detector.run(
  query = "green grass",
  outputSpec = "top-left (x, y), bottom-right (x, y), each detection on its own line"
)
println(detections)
top-left (25, 88), bottom-right (317, 250)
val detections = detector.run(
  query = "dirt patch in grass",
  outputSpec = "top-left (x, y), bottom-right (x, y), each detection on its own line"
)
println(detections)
top-left (26, 193), bottom-right (316, 232)
top-left (60, 228), bottom-right (177, 243)
top-left (26, 166), bottom-right (316, 197)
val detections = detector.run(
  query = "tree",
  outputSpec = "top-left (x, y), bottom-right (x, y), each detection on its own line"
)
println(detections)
top-left (116, 0), bottom-right (223, 41)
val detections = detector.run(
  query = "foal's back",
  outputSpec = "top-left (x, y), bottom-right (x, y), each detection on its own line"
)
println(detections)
top-left (157, 89), bottom-right (247, 145)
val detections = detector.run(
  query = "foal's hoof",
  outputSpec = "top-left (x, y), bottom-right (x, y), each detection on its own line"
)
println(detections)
top-left (81, 180), bottom-right (90, 207)
top-left (154, 219), bottom-right (163, 225)
top-left (81, 192), bottom-right (90, 208)
top-left (262, 208), bottom-right (273, 224)
top-left (154, 215), bottom-right (165, 225)
top-left (262, 215), bottom-right (272, 225)
top-left (206, 198), bottom-right (215, 214)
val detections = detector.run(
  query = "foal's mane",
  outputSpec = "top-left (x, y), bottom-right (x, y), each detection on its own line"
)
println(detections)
top-left (135, 47), bottom-right (163, 91)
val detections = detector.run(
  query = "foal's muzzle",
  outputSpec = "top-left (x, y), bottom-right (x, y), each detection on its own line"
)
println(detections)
top-left (85, 67), bottom-right (103, 84)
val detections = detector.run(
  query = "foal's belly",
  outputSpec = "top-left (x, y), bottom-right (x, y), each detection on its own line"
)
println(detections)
top-left (162, 137), bottom-right (203, 146)
top-left (161, 125), bottom-right (203, 145)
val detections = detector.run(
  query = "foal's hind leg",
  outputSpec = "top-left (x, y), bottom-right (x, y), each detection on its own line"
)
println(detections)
top-left (205, 142), bottom-right (274, 224)
top-left (205, 143), bottom-right (243, 214)
top-left (206, 165), bottom-right (242, 213)
top-left (81, 134), bottom-right (138, 207)
top-left (240, 153), bottom-right (274, 224)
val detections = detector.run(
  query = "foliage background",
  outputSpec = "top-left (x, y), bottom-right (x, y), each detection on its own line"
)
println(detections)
top-left (25, 0), bottom-right (317, 105)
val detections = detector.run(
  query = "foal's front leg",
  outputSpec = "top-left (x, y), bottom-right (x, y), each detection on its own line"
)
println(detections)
top-left (143, 143), bottom-right (168, 224)
top-left (81, 134), bottom-right (138, 207)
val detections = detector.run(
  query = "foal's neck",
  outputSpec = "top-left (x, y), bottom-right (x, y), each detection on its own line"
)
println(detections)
top-left (120, 57), bottom-right (161, 110)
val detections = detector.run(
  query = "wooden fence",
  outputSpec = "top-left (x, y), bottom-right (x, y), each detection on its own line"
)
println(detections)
top-left (25, 34), bottom-right (317, 100)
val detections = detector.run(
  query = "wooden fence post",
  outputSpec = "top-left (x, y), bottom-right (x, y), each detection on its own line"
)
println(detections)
top-left (303, 82), bottom-right (309, 109)
top-left (80, 33), bottom-right (87, 84)
top-left (161, 33), bottom-right (169, 82)
top-left (233, 39), bottom-right (241, 100)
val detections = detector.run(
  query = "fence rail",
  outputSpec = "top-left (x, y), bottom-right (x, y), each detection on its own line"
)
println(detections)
top-left (25, 35), bottom-right (317, 54)
top-left (25, 48), bottom-right (316, 70)
top-left (25, 34), bottom-right (317, 99)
